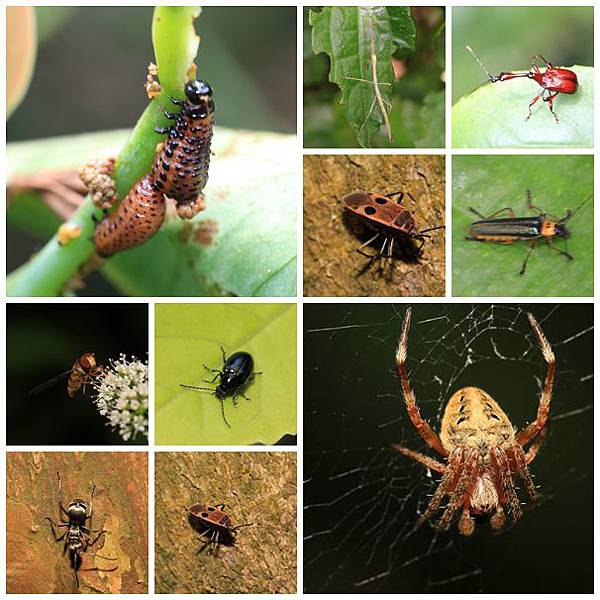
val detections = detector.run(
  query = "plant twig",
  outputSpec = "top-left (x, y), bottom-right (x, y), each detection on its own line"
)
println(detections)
top-left (368, 19), bottom-right (392, 143)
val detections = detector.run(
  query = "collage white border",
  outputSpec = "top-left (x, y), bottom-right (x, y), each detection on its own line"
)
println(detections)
top-left (2, 0), bottom-right (599, 597)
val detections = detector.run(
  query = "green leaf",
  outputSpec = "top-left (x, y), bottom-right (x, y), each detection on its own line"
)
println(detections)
top-left (452, 155), bottom-right (593, 297)
top-left (310, 6), bottom-right (415, 147)
top-left (104, 129), bottom-right (297, 297)
top-left (414, 90), bottom-right (445, 147)
top-left (155, 304), bottom-right (297, 445)
top-left (452, 66), bottom-right (593, 148)
top-left (7, 128), bottom-right (297, 297)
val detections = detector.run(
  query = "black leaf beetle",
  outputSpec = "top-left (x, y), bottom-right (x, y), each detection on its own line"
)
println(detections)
top-left (180, 346), bottom-right (262, 428)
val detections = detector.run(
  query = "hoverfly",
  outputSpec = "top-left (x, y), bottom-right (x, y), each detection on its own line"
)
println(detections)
top-left (29, 353), bottom-right (103, 398)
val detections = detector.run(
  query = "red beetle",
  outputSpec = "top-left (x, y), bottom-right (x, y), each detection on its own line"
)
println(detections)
top-left (466, 45), bottom-right (578, 122)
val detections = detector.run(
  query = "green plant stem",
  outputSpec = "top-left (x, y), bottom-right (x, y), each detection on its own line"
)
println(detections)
top-left (7, 6), bottom-right (201, 296)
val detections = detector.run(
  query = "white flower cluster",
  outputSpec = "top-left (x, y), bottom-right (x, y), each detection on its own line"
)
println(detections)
top-left (92, 354), bottom-right (148, 442)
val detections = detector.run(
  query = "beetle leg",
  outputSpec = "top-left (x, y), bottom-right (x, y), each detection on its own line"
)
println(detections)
top-left (86, 484), bottom-right (95, 522)
top-left (384, 190), bottom-right (405, 204)
top-left (55, 472), bottom-right (71, 521)
top-left (203, 364), bottom-right (222, 383)
top-left (526, 92), bottom-right (543, 121)
top-left (519, 240), bottom-right (538, 275)
top-left (379, 236), bottom-right (388, 257)
top-left (355, 232), bottom-right (380, 257)
top-left (543, 90), bottom-right (560, 123)
top-left (545, 237), bottom-right (573, 261)
top-left (220, 345), bottom-right (227, 364)
top-left (524, 189), bottom-right (544, 216)
top-left (46, 518), bottom-right (69, 542)
top-left (468, 206), bottom-right (517, 220)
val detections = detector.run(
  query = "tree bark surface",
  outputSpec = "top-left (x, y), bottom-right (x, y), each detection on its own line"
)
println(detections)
top-left (304, 155), bottom-right (445, 296)
top-left (155, 452), bottom-right (297, 593)
top-left (6, 451), bottom-right (148, 594)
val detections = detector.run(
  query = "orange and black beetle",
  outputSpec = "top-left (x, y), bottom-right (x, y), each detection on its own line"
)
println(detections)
top-left (187, 502), bottom-right (253, 555)
top-left (343, 190), bottom-right (444, 264)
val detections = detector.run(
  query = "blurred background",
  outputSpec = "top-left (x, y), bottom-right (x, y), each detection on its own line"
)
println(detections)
top-left (453, 6), bottom-right (593, 103)
top-left (8, 6), bottom-right (296, 140)
top-left (7, 303), bottom-right (148, 445)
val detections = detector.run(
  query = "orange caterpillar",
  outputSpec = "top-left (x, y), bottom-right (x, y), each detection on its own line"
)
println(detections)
top-left (92, 80), bottom-right (214, 257)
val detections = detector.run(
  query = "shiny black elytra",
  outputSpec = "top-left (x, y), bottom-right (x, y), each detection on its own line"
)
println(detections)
top-left (180, 346), bottom-right (262, 428)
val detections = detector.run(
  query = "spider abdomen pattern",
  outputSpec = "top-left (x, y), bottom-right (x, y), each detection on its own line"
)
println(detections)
top-left (440, 387), bottom-right (515, 453)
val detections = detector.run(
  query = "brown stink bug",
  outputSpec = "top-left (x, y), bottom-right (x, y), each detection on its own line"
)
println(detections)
top-left (343, 190), bottom-right (444, 268)
top-left (187, 502), bottom-right (253, 555)
top-left (182, 473), bottom-right (253, 556)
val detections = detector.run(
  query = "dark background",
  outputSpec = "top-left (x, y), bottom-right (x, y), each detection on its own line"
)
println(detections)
top-left (304, 303), bottom-right (593, 593)
top-left (7, 303), bottom-right (148, 445)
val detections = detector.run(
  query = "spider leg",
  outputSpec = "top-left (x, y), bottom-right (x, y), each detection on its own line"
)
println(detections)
top-left (516, 313), bottom-right (555, 447)
top-left (396, 308), bottom-right (448, 457)
top-left (416, 447), bottom-right (463, 528)
top-left (435, 448), bottom-right (479, 533)
top-left (391, 444), bottom-right (445, 473)
top-left (508, 445), bottom-right (539, 504)
top-left (490, 447), bottom-right (522, 523)
top-left (523, 426), bottom-right (548, 465)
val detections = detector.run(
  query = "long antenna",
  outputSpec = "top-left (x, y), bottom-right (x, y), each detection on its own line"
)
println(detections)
top-left (562, 192), bottom-right (593, 223)
top-left (465, 45), bottom-right (495, 81)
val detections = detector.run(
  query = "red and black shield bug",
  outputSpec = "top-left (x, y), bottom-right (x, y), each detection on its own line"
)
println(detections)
top-left (182, 474), bottom-right (253, 556)
top-left (343, 190), bottom-right (444, 268)
top-left (466, 45), bottom-right (578, 123)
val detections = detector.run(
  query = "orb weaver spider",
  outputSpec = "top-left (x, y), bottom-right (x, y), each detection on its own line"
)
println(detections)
top-left (392, 308), bottom-right (555, 535)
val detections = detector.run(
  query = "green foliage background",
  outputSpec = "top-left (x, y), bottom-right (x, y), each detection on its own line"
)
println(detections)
top-left (155, 303), bottom-right (297, 445)
top-left (452, 6), bottom-right (593, 148)
top-left (452, 155), bottom-right (593, 297)
top-left (304, 6), bottom-right (445, 148)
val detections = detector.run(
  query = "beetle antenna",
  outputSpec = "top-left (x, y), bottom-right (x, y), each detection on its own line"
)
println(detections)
top-left (466, 45), bottom-right (497, 82)
top-left (419, 225), bottom-right (445, 234)
top-left (561, 192), bottom-right (592, 222)
top-left (219, 399), bottom-right (231, 429)
top-left (180, 384), bottom-right (215, 393)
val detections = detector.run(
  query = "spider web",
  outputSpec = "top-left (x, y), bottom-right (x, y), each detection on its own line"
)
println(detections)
top-left (304, 303), bottom-right (593, 593)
